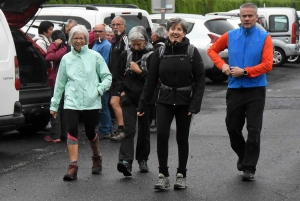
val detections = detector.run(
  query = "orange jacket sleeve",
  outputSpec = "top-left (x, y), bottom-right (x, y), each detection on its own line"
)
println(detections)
top-left (245, 35), bottom-right (273, 78)
top-left (207, 32), bottom-right (229, 70)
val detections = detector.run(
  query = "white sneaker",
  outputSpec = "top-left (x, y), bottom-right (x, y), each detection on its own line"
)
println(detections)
top-left (154, 173), bottom-right (170, 190)
top-left (174, 173), bottom-right (187, 190)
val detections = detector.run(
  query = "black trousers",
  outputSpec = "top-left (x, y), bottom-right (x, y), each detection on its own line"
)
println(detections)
top-left (156, 103), bottom-right (192, 177)
top-left (50, 91), bottom-right (67, 140)
top-left (64, 109), bottom-right (99, 141)
top-left (226, 87), bottom-right (266, 171)
top-left (119, 94), bottom-right (150, 163)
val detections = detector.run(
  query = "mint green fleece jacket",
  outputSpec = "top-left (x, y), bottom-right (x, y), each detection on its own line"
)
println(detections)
top-left (50, 45), bottom-right (112, 112)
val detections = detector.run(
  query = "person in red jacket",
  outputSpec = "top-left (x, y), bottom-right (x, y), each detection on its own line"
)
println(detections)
top-left (44, 30), bottom-right (68, 143)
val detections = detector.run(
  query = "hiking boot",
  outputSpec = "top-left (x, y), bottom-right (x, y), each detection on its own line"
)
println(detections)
top-left (174, 173), bottom-right (187, 190)
top-left (138, 160), bottom-right (149, 173)
top-left (242, 170), bottom-right (255, 181)
top-left (110, 130), bottom-right (125, 142)
top-left (98, 133), bottom-right (111, 140)
top-left (63, 164), bottom-right (78, 181)
top-left (92, 155), bottom-right (102, 174)
top-left (154, 173), bottom-right (170, 190)
top-left (237, 158), bottom-right (244, 171)
top-left (117, 160), bottom-right (132, 176)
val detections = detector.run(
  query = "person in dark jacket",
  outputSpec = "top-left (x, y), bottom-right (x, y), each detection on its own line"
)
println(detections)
top-left (137, 18), bottom-right (206, 190)
top-left (149, 25), bottom-right (168, 133)
top-left (109, 16), bottom-right (129, 142)
top-left (116, 26), bottom-right (154, 177)
top-left (151, 25), bottom-right (167, 49)
top-left (61, 19), bottom-right (77, 52)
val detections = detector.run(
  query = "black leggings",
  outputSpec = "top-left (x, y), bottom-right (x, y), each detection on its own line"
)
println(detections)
top-left (64, 109), bottom-right (99, 142)
top-left (156, 103), bottom-right (192, 177)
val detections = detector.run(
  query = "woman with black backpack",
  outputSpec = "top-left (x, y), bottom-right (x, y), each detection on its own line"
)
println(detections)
top-left (115, 26), bottom-right (154, 177)
top-left (137, 18), bottom-right (206, 190)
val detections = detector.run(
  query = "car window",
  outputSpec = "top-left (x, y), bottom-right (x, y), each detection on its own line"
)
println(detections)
top-left (204, 19), bottom-right (235, 35)
top-left (257, 16), bottom-right (268, 30)
top-left (0, 20), bottom-right (9, 61)
top-left (104, 16), bottom-right (151, 35)
top-left (269, 15), bottom-right (288, 32)
top-left (35, 15), bottom-right (92, 30)
top-left (255, 23), bottom-right (267, 32)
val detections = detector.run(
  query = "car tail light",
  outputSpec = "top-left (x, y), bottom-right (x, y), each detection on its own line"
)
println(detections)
top-left (292, 22), bottom-right (297, 44)
top-left (14, 56), bottom-right (20, 90)
top-left (208, 33), bottom-right (219, 43)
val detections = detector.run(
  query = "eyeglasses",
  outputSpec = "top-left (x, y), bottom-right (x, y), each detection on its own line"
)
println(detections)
top-left (73, 38), bottom-right (85, 41)
top-left (111, 23), bottom-right (124, 27)
top-left (93, 30), bottom-right (105, 33)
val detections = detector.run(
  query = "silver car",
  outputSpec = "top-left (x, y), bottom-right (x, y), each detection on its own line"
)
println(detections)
top-left (150, 13), bottom-right (236, 83)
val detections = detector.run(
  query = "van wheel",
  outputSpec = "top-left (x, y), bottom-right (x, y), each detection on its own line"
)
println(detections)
top-left (273, 48), bottom-right (286, 67)
top-left (17, 112), bottom-right (50, 134)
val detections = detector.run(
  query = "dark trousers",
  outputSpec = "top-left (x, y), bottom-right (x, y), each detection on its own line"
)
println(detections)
top-left (156, 103), bottom-right (192, 177)
top-left (64, 109), bottom-right (99, 141)
top-left (50, 91), bottom-right (67, 140)
top-left (226, 87), bottom-right (266, 171)
top-left (119, 95), bottom-right (150, 163)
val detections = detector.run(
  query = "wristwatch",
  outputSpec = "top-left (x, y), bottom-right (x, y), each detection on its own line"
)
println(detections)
top-left (243, 69), bottom-right (248, 76)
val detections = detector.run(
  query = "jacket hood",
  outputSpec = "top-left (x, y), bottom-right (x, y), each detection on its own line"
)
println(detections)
top-left (0, 0), bottom-right (47, 28)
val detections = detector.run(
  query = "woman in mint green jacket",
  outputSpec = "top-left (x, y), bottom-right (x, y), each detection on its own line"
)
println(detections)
top-left (50, 25), bottom-right (112, 181)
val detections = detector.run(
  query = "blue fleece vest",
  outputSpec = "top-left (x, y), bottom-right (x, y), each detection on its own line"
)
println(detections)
top-left (228, 26), bottom-right (268, 88)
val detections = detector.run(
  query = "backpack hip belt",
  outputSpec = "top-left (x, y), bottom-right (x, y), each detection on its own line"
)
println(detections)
top-left (160, 83), bottom-right (193, 91)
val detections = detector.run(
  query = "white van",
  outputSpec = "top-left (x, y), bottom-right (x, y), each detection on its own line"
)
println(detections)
top-left (229, 7), bottom-right (300, 67)
top-left (34, 4), bottom-right (153, 34)
top-left (0, 9), bottom-right (24, 137)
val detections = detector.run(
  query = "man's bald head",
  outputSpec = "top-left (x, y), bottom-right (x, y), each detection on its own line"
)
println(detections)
top-left (93, 24), bottom-right (106, 41)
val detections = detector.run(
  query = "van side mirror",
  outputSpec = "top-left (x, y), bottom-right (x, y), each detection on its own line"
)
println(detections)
top-left (137, 12), bottom-right (142, 19)
top-left (110, 13), bottom-right (115, 20)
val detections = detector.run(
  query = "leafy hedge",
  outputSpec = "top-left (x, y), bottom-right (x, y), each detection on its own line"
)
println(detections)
top-left (47, 0), bottom-right (300, 14)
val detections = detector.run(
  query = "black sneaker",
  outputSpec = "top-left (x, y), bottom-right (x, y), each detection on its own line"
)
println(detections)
top-left (242, 170), bottom-right (255, 181)
top-left (138, 160), bottom-right (149, 173)
top-left (237, 158), bottom-right (244, 171)
top-left (117, 160), bottom-right (132, 176)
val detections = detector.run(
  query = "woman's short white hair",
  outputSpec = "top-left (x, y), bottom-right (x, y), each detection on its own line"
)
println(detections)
top-left (68, 25), bottom-right (89, 45)
top-left (128, 26), bottom-right (153, 49)
top-left (105, 25), bottom-right (113, 33)
top-left (152, 26), bottom-right (167, 38)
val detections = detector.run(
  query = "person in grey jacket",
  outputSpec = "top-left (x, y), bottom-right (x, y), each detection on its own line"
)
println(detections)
top-left (50, 25), bottom-right (112, 181)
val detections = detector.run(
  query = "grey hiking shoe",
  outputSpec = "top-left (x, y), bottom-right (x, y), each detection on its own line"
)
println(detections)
top-left (154, 173), bottom-right (170, 190)
top-left (174, 173), bottom-right (187, 190)
top-left (110, 130), bottom-right (125, 142)
top-left (242, 170), bottom-right (255, 181)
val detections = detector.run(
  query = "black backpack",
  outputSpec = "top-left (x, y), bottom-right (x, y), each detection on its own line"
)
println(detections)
top-left (158, 44), bottom-right (195, 61)
top-left (124, 49), bottom-right (153, 75)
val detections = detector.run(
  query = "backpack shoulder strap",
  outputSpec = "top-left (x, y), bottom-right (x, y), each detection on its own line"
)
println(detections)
top-left (140, 51), bottom-right (154, 72)
top-left (158, 45), bottom-right (166, 59)
top-left (125, 49), bottom-right (133, 73)
top-left (187, 44), bottom-right (195, 61)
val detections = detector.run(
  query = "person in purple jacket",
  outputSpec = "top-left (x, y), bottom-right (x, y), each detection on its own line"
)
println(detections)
top-left (44, 30), bottom-right (68, 143)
